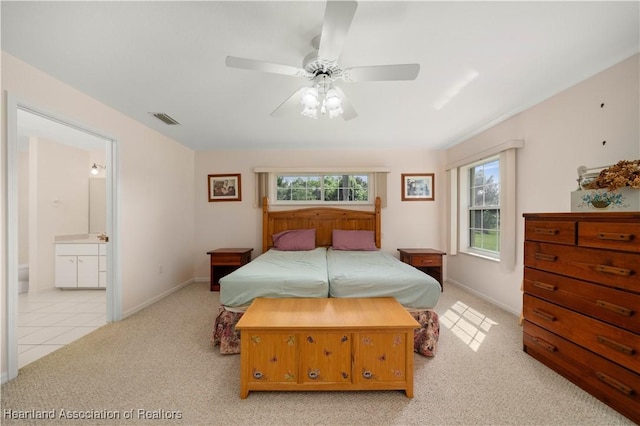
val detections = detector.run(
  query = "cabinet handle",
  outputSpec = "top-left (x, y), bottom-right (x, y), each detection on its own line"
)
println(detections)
top-left (533, 309), bottom-right (556, 322)
top-left (307, 370), bottom-right (319, 380)
top-left (595, 300), bottom-right (633, 317)
top-left (597, 232), bottom-right (633, 242)
top-left (597, 335), bottom-right (636, 356)
top-left (362, 370), bottom-right (373, 379)
top-left (531, 336), bottom-right (557, 352)
top-left (595, 371), bottom-right (634, 396)
top-left (534, 253), bottom-right (557, 262)
top-left (594, 265), bottom-right (632, 277)
top-left (252, 371), bottom-right (263, 380)
top-left (535, 228), bottom-right (558, 236)
top-left (533, 281), bottom-right (557, 291)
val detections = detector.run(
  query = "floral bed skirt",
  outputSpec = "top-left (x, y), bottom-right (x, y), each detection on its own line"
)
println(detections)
top-left (211, 306), bottom-right (440, 357)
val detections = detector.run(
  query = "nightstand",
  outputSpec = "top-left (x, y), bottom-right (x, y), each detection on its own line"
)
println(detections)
top-left (206, 248), bottom-right (253, 291)
top-left (397, 248), bottom-right (446, 291)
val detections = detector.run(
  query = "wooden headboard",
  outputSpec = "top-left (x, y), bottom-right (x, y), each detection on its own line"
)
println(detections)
top-left (262, 197), bottom-right (381, 252)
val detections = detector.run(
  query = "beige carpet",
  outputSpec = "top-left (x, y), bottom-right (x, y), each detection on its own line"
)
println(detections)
top-left (1, 282), bottom-right (633, 425)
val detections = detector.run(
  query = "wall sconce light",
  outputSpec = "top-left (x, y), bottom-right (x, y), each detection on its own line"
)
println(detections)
top-left (90, 163), bottom-right (106, 175)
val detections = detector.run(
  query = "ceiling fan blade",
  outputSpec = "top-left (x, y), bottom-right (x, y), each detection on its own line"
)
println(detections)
top-left (270, 88), bottom-right (305, 117)
top-left (226, 56), bottom-right (308, 78)
top-left (334, 86), bottom-right (357, 121)
top-left (318, 0), bottom-right (358, 62)
top-left (342, 64), bottom-right (420, 82)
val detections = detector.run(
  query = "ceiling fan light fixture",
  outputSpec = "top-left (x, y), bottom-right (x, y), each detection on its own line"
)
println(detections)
top-left (301, 86), bottom-right (319, 108)
top-left (300, 86), bottom-right (320, 118)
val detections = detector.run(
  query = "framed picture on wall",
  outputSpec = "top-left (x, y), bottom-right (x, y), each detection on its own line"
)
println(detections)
top-left (208, 174), bottom-right (242, 202)
top-left (401, 173), bottom-right (434, 201)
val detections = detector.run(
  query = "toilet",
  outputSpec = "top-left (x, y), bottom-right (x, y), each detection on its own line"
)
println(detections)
top-left (18, 264), bottom-right (29, 294)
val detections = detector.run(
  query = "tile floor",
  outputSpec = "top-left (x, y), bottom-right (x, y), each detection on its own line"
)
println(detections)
top-left (18, 289), bottom-right (106, 368)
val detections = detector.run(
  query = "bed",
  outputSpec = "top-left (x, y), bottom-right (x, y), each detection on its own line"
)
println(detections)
top-left (212, 197), bottom-right (440, 356)
top-left (326, 248), bottom-right (441, 309)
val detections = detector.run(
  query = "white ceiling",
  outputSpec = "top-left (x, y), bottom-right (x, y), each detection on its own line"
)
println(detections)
top-left (2, 1), bottom-right (639, 152)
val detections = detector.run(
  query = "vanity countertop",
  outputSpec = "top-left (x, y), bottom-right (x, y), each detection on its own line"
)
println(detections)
top-left (54, 234), bottom-right (106, 244)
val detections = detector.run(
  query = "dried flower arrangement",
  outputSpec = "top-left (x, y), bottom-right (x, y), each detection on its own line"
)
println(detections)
top-left (584, 159), bottom-right (640, 191)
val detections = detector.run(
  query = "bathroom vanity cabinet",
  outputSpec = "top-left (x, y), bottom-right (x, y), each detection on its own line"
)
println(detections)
top-left (55, 243), bottom-right (106, 288)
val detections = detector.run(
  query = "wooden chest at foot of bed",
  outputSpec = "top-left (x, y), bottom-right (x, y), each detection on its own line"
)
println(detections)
top-left (235, 297), bottom-right (420, 398)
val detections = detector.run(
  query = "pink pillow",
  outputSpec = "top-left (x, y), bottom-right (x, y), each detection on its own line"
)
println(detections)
top-left (332, 230), bottom-right (378, 251)
top-left (272, 229), bottom-right (316, 251)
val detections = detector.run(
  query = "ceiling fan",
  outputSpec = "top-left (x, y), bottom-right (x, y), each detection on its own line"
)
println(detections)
top-left (225, 0), bottom-right (420, 120)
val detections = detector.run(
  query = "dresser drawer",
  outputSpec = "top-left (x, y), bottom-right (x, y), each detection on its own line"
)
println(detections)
top-left (578, 221), bottom-right (640, 253)
top-left (523, 268), bottom-right (640, 334)
top-left (524, 242), bottom-right (640, 294)
top-left (524, 321), bottom-right (640, 422)
top-left (525, 220), bottom-right (576, 245)
top-left (211, 254), bottom-right (248, 265)
top-left (406, 254), bottom-right (442, 267)
top-left (523, 295), bottom-right (640, 372)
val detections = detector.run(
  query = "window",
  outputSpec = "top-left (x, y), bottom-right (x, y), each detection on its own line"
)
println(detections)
top-left (468, 159), bottom-right (500, 254)
top-left (446, 139), bottom-right (522, 270)
top-left (275, 173), bottom-right (370, 204)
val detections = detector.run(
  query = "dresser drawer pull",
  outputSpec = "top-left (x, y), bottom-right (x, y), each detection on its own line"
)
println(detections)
top-left (535, 228), bottom-right (558, 236)
top-left (595, 371), bottom-right (634, 396)
top-left (534, 253), bottom-right (557, 262)
top-left (595, 300), bottom-right (634, 317)
top-left (597, 232), bottom-right (633, 242)
top-left (533, 309), bottom-right (556, 322)
top-left (533, 281), bottom-right (557, 291)
top-left (597, 335), bottom-right (636, 356)
top-left (595, 265), bottom-right (632, 277)
top-left (531, 336), bottom-right (557, 352)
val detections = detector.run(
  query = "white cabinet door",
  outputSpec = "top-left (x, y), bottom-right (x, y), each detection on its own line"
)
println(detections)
top-left (98, 255), bottom-right (107, 287)
top-left (55, 256), bottom-right (78, 288)
top-left (76, 256), bottom-right (99, 288)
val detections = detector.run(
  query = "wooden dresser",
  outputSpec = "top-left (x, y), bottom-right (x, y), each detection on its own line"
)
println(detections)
top-left (522, 212), bottom-right (640, 423)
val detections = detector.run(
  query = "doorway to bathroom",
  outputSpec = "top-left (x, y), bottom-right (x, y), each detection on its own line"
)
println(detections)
top-left (6, 99), bottom-right (121, 380)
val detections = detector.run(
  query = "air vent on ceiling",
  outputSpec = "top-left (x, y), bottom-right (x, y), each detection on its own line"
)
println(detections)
top-left (150, 112), bottom-right (180, 125)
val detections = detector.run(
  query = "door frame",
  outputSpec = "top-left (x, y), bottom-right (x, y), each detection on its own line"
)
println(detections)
top-left (5, 94), bottom-right (122, 381)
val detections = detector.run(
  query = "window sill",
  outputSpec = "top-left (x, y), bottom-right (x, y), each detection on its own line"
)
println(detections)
top-left (459, 250), bottom-right (500, 263)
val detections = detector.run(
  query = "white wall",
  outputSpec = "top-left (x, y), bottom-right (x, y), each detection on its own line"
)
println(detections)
top-left (30, 138), bottom-right (90, 293)
top-left (194, 149), bottom-right (446, 279)
top-left (17, 151), bottom-right (29, 265)
top-left (445, 53), bottom-right (640, 316)
top-left (1, 52), bottom-right (196, 378)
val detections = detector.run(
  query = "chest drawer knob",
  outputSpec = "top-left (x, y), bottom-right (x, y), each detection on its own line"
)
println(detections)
top-left (533, 309), bottom-right (556, 322)
top-left (362, 370), bottom-right (373, 379)
top-left (534, 253), bottom-right (557, 262)
top-left (595, 265), bottom-right (632, 277)
top-left (597, 335), bottom-right (636, 356)
top-left (596, 371), bottom-right (634, 396)
top-left (531, 336), bottom-right (557, 352)
top-left (595, 300), bottom-right (634, 317)
top-left (533, 281), bottom-right (557, 292)
top-left (252, 371), bottom-right (263, 380)
top-left (597, 232), bottom-right (633, 242)
top-left (535, 228), bottom-right (559, 236)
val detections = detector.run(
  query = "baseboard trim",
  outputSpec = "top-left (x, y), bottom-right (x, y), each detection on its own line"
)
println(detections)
top-left (445, 278), bottom-right (520, 317)
top-left (193, 277), bottom-right (209, 283)
top-left (1, 371), bottom-right (9, 385)
top-left (123, 278), bottom-right (194, 319)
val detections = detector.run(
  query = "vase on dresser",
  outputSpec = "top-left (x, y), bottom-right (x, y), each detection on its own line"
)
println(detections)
top-left (571, 187), bottom-right (640, 212)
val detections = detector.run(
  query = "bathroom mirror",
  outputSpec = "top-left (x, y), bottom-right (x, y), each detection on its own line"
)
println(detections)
top-left (89, 177), bottom-right (106, 233)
